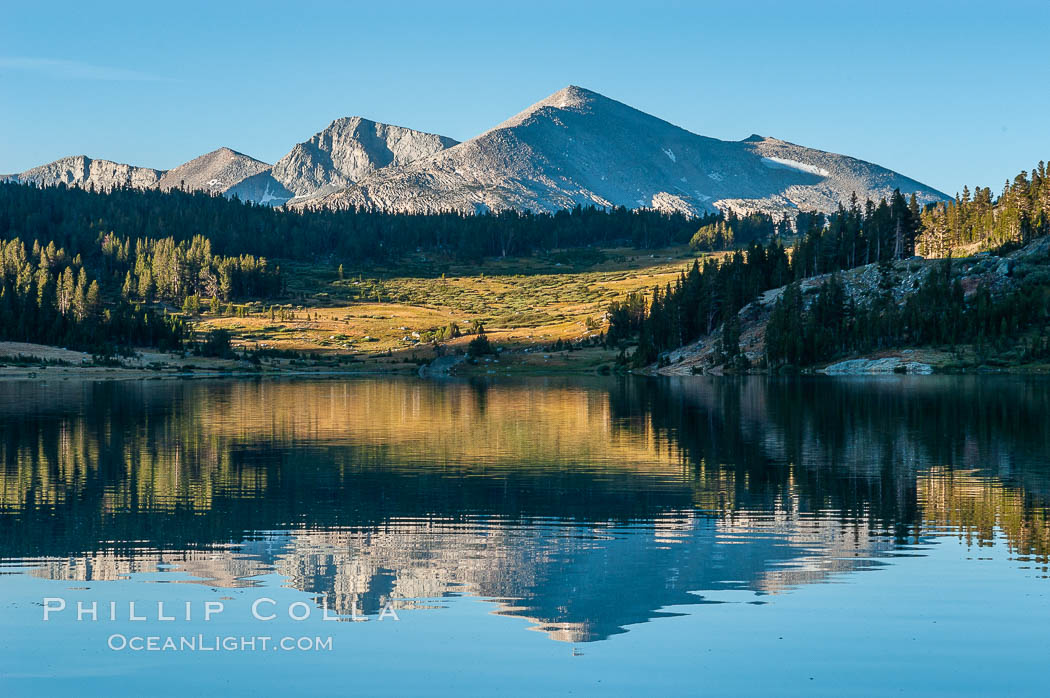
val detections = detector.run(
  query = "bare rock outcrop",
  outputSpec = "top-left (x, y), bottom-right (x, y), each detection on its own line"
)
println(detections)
top-left (271, 117), bottom-right (459, 198)
top-left (16, 155), bottom-right (163, 191)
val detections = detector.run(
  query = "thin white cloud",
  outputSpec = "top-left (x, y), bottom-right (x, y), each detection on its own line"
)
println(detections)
top-left (0, 57), bottom-right (164, 81)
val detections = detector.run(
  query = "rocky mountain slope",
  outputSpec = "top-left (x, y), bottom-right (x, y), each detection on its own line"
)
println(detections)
top-left (155, 147), bottom-right (293, 206)
top-left (157, 148), bottom-right (261, 191)
top-left (9, 85), bottom-right (947, 216)
top-left (659, 237), bottom-right (1050, 376)
top-left (292, 86), bottom-right (947, 217)
top-left (15, 155), bottom-right (163, 191)
top-left (271, 117), bottom-right (459, 198)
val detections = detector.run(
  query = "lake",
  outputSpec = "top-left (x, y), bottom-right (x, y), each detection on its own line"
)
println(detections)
top-left (1, 375), bottom-right (1048, 696)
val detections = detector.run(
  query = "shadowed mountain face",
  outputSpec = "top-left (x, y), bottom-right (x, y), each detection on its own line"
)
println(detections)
top-left (2, 376), bottom-right (1048, 642)
top-left (9, 85), bottom-right (946, 215)
top-left (296, 86), bottom-right (948, 216)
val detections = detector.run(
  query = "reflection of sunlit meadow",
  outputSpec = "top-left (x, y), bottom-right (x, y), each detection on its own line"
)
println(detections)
top-left (919, 467), bottom-right (1050, 564)
top-left (0, 380), bottom-right (689, 518)
top-left (193, 379), bottom-right (689, 472)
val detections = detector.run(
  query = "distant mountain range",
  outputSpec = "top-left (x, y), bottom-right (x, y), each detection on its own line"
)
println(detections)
top-left (5, 85), bottom-right (948, 217)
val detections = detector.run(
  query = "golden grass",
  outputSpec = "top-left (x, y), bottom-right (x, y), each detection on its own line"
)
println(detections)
top-left (190, 246), bottom-right (716, 360)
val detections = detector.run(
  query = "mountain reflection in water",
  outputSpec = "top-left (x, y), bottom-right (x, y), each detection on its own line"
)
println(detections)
top-left (1, 375), bottom-right (1047, 642)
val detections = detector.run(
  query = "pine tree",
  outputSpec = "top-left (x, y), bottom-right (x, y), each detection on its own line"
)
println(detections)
top-left (122, 270), bottom-right (134, 299)
top-left (57, 267), bottom-right (74, 316)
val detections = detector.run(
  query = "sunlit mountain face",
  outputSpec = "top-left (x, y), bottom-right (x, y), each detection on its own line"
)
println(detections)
top-left (2, 376), bottom-right (1048, 645)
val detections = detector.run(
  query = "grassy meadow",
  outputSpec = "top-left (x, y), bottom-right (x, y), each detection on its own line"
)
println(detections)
top-left (187, 245), bottom-right (706, 371)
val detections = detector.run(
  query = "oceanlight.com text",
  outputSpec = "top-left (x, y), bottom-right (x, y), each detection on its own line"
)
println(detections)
top-left (106, 634), bottom-right (334, 652)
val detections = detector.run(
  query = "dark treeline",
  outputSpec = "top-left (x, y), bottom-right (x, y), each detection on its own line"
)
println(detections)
top-left (0, 238), bottom-right (184, 351)
top-left (791, 190), bottom-right (921, 277)
top-left (689, 211), bottom-right (791, 252)
top-left (0, 184), bottom-right (287, 350)
top-left (608, 240), bottom-right (793, 366)
top-left (0, 181), bottom-right (713, 264)
top-left (765, 262), bottom-right (1047, 368)
top-left (918, 162), bottom-right (1050, 256)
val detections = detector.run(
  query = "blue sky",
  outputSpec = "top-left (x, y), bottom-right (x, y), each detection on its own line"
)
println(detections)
top-left (1, 0), bottom-right (1047, 195)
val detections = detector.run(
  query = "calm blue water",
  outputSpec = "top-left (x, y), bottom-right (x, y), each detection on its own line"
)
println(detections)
top-left (0, 376), bottom-right (1048, 696)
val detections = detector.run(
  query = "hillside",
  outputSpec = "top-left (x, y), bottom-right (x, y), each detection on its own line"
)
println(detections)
top-left (294, 86), bottom-right (947, 217)
top-left (658, 237), bottom-right (1050, 376)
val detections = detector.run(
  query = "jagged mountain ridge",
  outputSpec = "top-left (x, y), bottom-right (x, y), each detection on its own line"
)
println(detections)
top-left (8, 85), bottom-right (947, 215)
top-left (9, 119), bottom-right (458, 206)
top-left (13, 148), bottom-right (296, 206)
top-left (16, 155), bottom-right (164, 191)
top-left (271, 117), bottom-right (459, 198)
top-left (295, 86), bottom-right (947, 216)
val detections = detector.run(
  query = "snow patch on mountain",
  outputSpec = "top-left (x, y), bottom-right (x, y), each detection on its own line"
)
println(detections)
top-left (256, 184), bottom-right (284, 205)
top-left (761, 156), bottom-right (830, 178)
